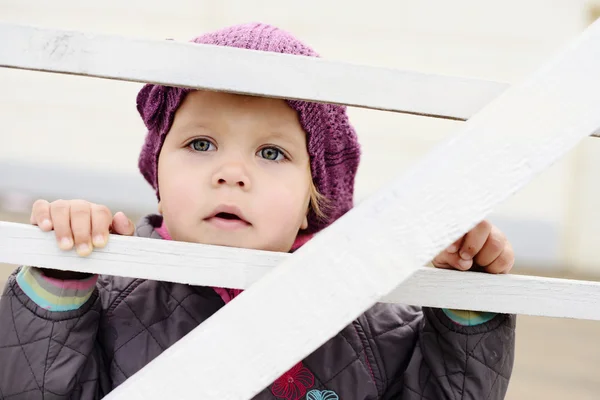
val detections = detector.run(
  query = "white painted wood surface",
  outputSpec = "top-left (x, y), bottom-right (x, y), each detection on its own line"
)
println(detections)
top-left (3, 22), bottom-right (599, 140)
top-left (2, 21), bottom-right (600, 399)
top-left (1, 220), bottom-right (599, 320)
top-left (95, 20), bottom-right (600, 399)
top-left (0, 22), bottom-right (505, 120)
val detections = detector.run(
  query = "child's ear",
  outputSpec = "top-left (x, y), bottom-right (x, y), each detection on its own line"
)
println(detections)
top-left (301, 214), bottom-right (308, 230)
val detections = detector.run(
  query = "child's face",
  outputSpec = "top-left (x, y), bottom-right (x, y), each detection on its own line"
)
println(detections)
top-left (157, 90), bottom-right (312, 252)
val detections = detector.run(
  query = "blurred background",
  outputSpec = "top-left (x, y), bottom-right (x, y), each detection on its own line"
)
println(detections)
top-left (1, 0), bottom-right (600, 397)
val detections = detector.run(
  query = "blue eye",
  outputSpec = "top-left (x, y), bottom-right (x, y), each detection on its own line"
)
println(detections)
top-left (190, 139), bottom-right (215, 152)
top-left (259, 147), bottom-right (285, 161)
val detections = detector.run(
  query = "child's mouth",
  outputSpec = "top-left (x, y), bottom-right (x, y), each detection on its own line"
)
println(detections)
top-left (205, 207), bottom-right (251, 230)
top-left (215, 212), bottom-right (241, 220)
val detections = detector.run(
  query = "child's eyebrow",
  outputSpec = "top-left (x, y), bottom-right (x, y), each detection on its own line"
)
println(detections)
top-left (170, 122), bottom-right (212, 137)
top-left (263, 130), bottom-right (306, 148)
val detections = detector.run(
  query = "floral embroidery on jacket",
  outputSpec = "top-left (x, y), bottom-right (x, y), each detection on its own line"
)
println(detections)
top-left (271, 362), bottom-right (315, 400)
top-left (306, 389), bottom-right (339, 400)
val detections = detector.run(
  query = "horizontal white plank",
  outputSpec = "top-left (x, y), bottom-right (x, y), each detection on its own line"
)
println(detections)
top-left (101, 18), bottom-right (600, 400)
top-left (1, 221), bottom-right (599, 321)
top-left (0, 22), bottom-right (506, 120)
top-left (2, 22), bottom-right (600, 140)
top-left (2, 21), bottom-right (600, 399)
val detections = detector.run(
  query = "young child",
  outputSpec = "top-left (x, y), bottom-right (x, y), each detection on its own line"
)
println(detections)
top-left (0, 23), bottom-right (516, 399)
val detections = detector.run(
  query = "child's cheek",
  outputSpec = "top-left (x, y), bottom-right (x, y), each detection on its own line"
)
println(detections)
top-left (260, 179), bottom-right (309, 230)
top-left (160, 164), bottom-right (203, 215)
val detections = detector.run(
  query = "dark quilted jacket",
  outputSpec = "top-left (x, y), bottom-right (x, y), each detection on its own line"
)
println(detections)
top-left (0, 216), bottom-right (516, 399)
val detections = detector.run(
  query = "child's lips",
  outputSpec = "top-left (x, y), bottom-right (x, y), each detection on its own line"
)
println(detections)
top-left (205, 215), bottom-right (251, 230)
top-left (205, 205), bottom-right (251, 230)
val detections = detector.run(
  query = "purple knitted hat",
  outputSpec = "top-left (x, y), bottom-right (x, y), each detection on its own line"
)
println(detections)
top-left (137, 23), bottom-right (361, 234)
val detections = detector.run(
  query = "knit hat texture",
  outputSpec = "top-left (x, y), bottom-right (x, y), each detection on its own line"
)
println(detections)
top-left (137, 23), bottom-right (361, 234)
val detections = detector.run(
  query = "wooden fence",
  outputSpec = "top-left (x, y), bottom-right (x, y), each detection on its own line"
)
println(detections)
top-left (1, 21), bottom-right (600, 399)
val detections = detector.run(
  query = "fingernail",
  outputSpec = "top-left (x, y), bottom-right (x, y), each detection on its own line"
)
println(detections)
top-left (92, 235), bottom-right (106, 247)
top-left (458, 258), bottom-right (471, 269)
top-left (77, 243), bottom-right (91, 256)
top-left (59, 237), bottom-right (73, 250)
top-left (446, 244), bottom-right (457, 253)
top-left (459, 251), bottom-right (471, 260)
top-left (40, 219), bottom-right (52, 230)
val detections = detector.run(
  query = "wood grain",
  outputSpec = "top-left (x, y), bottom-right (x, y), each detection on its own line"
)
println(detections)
top-left (3, 22), bottom-right (600, 138)
top-left (2, 20), bottom-right (600, 399)
top-left (0, 22), bottom-right (506, 120)
top-left (103, 19), bottom-right (600, 399)
top-left (2, 221), bottom-right (600, 320)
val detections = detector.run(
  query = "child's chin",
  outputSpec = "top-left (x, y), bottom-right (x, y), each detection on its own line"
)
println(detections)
top-left (183, 232), bottom-right (291, 252)
top-left (197, 235), bottom-right (256, 250)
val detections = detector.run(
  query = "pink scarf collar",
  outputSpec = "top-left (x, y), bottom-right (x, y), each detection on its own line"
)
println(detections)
top-left (154, 221), bottom-right (313, 304)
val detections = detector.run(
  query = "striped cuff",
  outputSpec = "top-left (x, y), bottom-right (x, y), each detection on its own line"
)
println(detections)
top-left (16, 266), bottom-right (98, 312)
top-left (442, 308), bottom-right (497, 326)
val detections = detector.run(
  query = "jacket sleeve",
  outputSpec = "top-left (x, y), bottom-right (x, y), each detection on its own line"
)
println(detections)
top-left (358, 304), bottom-right (515, 399)
top-left (0, 266), bottom-right (110, 399)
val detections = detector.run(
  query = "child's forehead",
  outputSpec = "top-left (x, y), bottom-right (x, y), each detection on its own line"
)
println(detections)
top-left (182, 90), bottom-right (288, 112)
top-left (176, 90), bottom-right (304, 130)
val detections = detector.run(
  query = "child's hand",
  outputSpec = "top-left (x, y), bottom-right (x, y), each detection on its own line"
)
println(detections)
top-left (30, 199), bottom-right (135, 257)
top-left (432, 220), bottom-right (514, 274)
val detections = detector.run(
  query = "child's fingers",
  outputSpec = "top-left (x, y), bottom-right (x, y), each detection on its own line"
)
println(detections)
top-left (431, 261), bottom-right (453, 269)
top-left (484, 251), bottom-right (514, 274)
top-left (50, 200), bottom-right (74, 251)
top-left (110, 212), bottom-right (135, 236)
top-left (473, 225), bottom-right (506, 267)
top-left (458, 220), bottom-right (492, 261)
top-left (30, 199), bottom-right (53, 231)
top-left (484, 242), bottom-right (515, 274)
top-left (432, 251), bottom-right (473, 271)
top-left (91, 204), bottom-right (113, 248)
top-left (69, 200), bottom-right (93, 257)
top-left (445, 236), bottom-right (464, 254)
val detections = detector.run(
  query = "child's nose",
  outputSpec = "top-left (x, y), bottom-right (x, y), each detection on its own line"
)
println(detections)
top-left (212, 162), bottom-right (251, 190)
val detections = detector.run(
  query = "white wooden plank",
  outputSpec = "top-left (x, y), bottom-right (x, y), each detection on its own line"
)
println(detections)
top-left (97, 19), bottom-right (600, 399)
top-left (2, 21), bottom-right (600, 398)
top-left (0, 221), bottom-right (276, 290)
top-left (3, 22), bottom-right (600, 140)
top-left (1, 220), bottom-right (599, 321)
top-left (0, 22), bottom-right (507, 120)
top-left (382, 268), bottom-right (600, 321)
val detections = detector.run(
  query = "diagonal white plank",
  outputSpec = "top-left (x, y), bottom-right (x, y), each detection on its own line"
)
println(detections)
top-left (93, 19), bottom-right (600, 400)
top-left (1, 220), bottom-right (600, 321)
